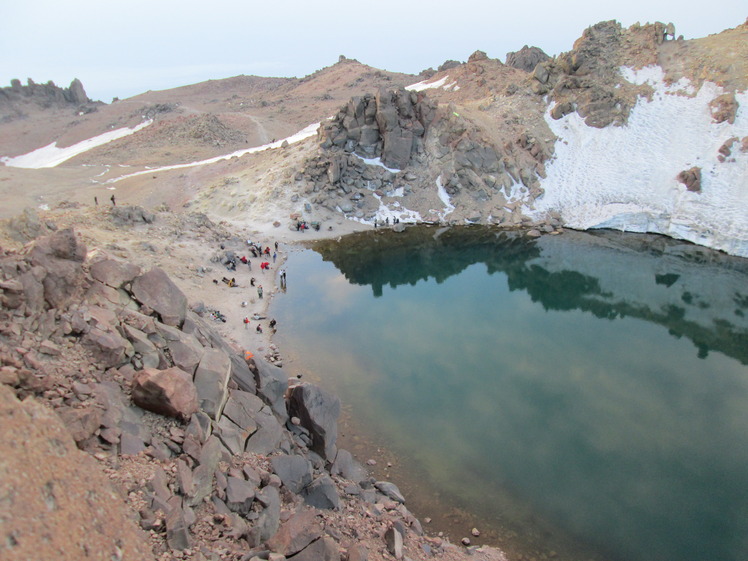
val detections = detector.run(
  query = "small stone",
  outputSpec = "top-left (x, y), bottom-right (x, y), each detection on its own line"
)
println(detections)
top-left (471, 527), bottom-right (480, 537)
top-left (461, 537), bottom-right (471, 546)
top-left (366, 459), bottom-right (376, 466)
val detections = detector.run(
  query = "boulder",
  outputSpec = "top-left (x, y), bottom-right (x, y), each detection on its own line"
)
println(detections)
top-left (375, 481), bottom-right (406, 503)
top-left (245, 406), bottom-right (286, 455)
top-left (288, 536), bottom-right (341, 561)
top-left (130, 267), bottom-right (187, 327)
top-left (225, 476), bottom-right (256, 516)
top-left (384, 526), bottom-right (403, 559)
top-left (123, 324), bottom-right (163, 369)
top-left (89, 254), bottom-right (141, 288)
top-left (250, 357), bottom-right (289, 422)
top-left (222, 389), bottom-right (263, 430)
top-left (270, 454), bottom-right (313, 494)
top-left (193, 348), bottom-right (232, 420)
top-left (266, 509), bottom-right (324, 557)
top-left (131, 366), bottom-right (199, 420)
top-left (252, 486), bottom-right (281, 545)
top-left (677, 166), bottom-right (702, 193)
top-left (331, 449), bottom-right (368, 483)
top-left (81, 326), bottom-right (130, 369)
top-left (302, 474), bottom-right (340, 510)
top-left (27, 228), bottom-right (86, 309)
top-left (287, 383), bottom-right (340, 461)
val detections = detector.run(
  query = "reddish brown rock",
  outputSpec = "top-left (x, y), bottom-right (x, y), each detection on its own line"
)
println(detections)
top-left (131, 366), bottom-right (199, 420)
top-left (677, 166), bottom-right (702, 193)
top-left (0, 385), bottom-right (155, 561)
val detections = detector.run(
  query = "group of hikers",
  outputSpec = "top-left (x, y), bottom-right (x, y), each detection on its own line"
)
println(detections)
top-left (215, 240), bottom-right (286, 338)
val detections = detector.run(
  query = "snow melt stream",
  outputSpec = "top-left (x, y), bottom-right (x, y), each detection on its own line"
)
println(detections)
top-left (531, 66), bottom-right (748, 257)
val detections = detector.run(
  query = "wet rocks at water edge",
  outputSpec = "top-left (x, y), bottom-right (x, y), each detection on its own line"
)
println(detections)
top-left (0, 226), bottom-right (510, 561)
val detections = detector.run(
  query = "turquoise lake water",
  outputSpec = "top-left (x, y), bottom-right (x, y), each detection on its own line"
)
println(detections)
top-left (270, 226), bottom-right (748, 561)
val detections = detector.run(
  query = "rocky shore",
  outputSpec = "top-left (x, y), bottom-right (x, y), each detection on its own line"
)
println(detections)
top-left (0, 204), bottom-right (508, 561)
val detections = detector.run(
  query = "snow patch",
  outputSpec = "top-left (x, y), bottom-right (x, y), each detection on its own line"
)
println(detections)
top-left (1, 121), bottom-right (153, 169)
top-left (352, 154), bottom-right (401, 173)
top-left (107, 121), bottom-right (323, 184)
top-left (406, 76), bottom-right (450, 92)
top-left (532, 65), bottom-right (748, 257)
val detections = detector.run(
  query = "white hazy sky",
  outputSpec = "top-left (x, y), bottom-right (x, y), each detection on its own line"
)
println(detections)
top-left (2, 0), bottom-right (744, 103)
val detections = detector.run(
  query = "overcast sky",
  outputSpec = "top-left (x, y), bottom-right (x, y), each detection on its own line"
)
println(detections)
top-left (2, 0), bottom-right (744, 103)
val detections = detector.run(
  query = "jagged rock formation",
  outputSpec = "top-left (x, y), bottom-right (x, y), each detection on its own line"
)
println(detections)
top-left (505, 45), bottom-right (551, 73)
top-left (0, 78), bottom-right (94, 121)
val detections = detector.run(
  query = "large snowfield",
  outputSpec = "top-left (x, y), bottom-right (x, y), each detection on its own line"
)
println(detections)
top-left (532, 66), bottom-right (748, 257)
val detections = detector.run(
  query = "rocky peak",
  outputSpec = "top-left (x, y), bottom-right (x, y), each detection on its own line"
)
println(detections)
top-left (505, 45), bottom-right (551, 73)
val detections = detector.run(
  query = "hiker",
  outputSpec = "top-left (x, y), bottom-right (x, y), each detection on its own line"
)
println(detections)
top-left (256, 324), bottom-right (263, 333)
top-left (273, 252), bottom-right (277, 263)
top-left (243, 317), bottom-right (249, 329)
top-left (269, 318), bottom-right (276, 329)
top-left (94, 196), bottom-right (98, 206)
top-left (258, 285), bottom-right (263, 299)
top-left (250, 277), bottom-right (256, 286)
top-left (110, 194), bottom-right (116, 206)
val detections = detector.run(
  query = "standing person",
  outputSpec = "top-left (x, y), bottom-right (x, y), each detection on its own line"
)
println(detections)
top-left (110, 194), bottom-right (116, 206)
top-left (258, 285), bottom-right (263, 299)
top-left (94, 196), bottom-right (98, 206)
top-left (273, 252), bottom-right (277, 263)
top-left (256, 324), bottom-right (263, 334)
top-left (243, 317), bottom-right (249, 329)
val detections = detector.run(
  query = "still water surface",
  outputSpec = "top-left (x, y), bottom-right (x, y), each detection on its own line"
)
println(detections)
top-left (270, 226), bottom-right (748, 561)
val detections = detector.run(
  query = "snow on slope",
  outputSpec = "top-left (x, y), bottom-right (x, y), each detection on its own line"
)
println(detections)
top-left (1, 121), bottom-right (152, 169)
top-left (531, 66), bottom-right (748, 257)
top-left (106, 121), bottom-right (322, 183)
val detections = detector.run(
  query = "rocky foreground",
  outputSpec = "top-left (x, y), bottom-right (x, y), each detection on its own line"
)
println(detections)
top-left (0, 207), bottom-right (508, 561)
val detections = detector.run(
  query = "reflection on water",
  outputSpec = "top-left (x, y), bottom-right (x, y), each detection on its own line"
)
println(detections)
top-left (271, 226), bottom-right (748, 561)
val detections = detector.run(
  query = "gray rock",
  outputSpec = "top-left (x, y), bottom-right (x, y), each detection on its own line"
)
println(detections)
top-left (229, 353), bottom-right (257, 394)
top-left (88, 254), bottom-right (141, 288)
top-left (384, 526), bottom-right (403, 559)
top-left (223, 389), bottom-right (263, 429)
top-left (193, 347), bottom-right (232, 420)
top-left (189, 435), bottom-right (224, 506)
top-left (123, 324), bottom-right (162, 369)
top-left (287, 383), bottom-right (340, 462)
top-left (165, 505), bottom-right (191, 550)
top-left (245, 406), bottom-right (285, 455)
top-left (375, 481), bottom-right (405, 503)
top-left (302, 474), bottom-right (339, 510)
top-left (266, 509), bottom-right (324, 557)
top-left (165, 331), bottom-right (205, 375)
top-left (225, 476), bottom-right (256, 516)
top-left (288, 536), bottom-right (340, 561)
top-left (215, 414), bottom-right (252, 455)
top-left (270, 454), bottom-right (313, 494)
top-left (250, 357), bottom-right (289, 422)
top-left (252, 486), bottom-right (281, 545)
top-left (330, 449), bottom-right (368, 483)
top-left (130, 267), bottom-right (187, 327)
